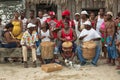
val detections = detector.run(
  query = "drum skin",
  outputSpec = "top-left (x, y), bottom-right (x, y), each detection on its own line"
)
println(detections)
top-left (62, 41), bottom-right (73, 51)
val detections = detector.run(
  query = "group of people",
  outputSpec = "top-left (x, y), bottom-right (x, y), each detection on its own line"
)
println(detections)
top-left (0, 8), bottom-right (120, 69)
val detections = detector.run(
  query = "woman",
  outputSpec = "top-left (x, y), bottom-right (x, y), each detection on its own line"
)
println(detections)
top-left (99, 14), bottom-right (107, 59)
top-left (89, 12), bottom-right (96, 29)
top-left (2, 23), bottom-right (20, 48)
top-left (11, 11), bottom-right (23, 40)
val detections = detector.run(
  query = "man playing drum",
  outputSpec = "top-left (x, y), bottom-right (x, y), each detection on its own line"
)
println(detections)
top-left (77, 21), bottom-right (101, 66)
top-left (58, 21), bottom-right (77, 61)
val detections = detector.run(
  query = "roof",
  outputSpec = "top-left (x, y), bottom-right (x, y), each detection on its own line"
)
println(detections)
top-left (26, 0), bottom-right (68, 4)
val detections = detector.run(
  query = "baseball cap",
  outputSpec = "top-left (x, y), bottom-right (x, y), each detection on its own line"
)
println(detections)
top-left (27, 23), bottom-right (36, 28)
top-left (83, 21), bottom-right (91, 26)
top-left (81, 10), bottom-right (88, 15)
top-left (75, 13), bottom-right (80, 16)
top-left (107, 11), bottom-right (113, 17)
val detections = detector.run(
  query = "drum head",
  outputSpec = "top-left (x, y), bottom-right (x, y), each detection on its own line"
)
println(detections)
top-left (62, 41), bottom-right (72, 48)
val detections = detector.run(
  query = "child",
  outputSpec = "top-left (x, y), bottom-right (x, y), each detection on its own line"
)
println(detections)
top-left (40, 22), bottom-right (59, 64)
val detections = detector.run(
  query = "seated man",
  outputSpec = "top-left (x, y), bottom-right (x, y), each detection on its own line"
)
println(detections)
top-left (58, 21), bottom-right (77, 61)
top-left (21, 23), bottom-right (37, 68)
top-left (77, 21), bottom-right (101, 66)
top-left (2, 23), bottom-right (20, 48)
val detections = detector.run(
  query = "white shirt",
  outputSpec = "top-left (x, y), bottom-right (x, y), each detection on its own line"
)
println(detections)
top-left (74, 19), bottom-right (80, 37)
top-left (41, 30), bottom-right (50, 42)
top-left (19, 17), bottom-right (27, 32)
top-left (96, 16), bottom-right (104, 35)
top-left (37, 17), bottom-right (46, 25)
top-left (79, 28), bottom-right (101, 42)
top-left (117, 30), bottom-right (120, 41)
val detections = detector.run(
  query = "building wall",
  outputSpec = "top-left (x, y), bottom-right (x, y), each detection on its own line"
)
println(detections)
top-left (58, 0), bottom-right (105, 19)
top-left (0, 0), bottom-right (24, 25)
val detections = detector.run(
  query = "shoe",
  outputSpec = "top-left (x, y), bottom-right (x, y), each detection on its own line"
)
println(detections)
top-left (80, 61), bottom-right (86, 66)
top-left (91, 62), bottom-right (97, 67)
top-left (33, 61), bottom-right (37, 68)
top-left (24, 61), bottom-right (28, 68)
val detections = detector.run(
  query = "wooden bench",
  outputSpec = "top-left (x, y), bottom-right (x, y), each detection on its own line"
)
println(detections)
top-left (0, 48), bottom-right (33, 62)
top-left (0, 48), bottom-right (22, 62)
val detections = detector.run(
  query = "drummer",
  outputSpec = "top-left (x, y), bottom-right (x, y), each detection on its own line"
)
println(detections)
top-left (58, 21), bottom-right (77, 61)
top-left (77, 20), bottom-right (101, 66)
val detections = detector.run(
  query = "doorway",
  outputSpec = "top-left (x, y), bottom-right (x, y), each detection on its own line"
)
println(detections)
top-left (36, 3), bottom-right (57, 17)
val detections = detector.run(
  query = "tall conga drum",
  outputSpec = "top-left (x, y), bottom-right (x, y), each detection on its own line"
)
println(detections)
top-left (41, 41), bottom-right (55, 59)
top-left (82, 41), bottom-right (97, 60)
top-left (62, 41), bottom-right (73, 58)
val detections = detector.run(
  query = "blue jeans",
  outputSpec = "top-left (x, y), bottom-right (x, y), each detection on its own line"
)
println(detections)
top-left (2, 42), bottom-right (17, 48)
top-left (77, 45), bottom-right (101, 64)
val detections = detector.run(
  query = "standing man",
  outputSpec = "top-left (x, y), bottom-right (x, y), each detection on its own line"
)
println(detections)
top-left (45, 11), bottom-right (59, 39)
top-left (27, 10), bottom-right (41, 33)
top-left (59, 10), bottom-right (75, 29)
top-left (45, 11), bottom-right (60, 62)
top-left (19, 11), bottom-right (27, 32)
top-left (37, 10), bottom-right (46, 25)
top-left (73, 13), bottom-right (80, 44)
top-left (105, 12), bottom-right (118, 65)
top-left (21, 23), bottom-right (38, 68)
top-left (78, 10), bottom-right (89, 32)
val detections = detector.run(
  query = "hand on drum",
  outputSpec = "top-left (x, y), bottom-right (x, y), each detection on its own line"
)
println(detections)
top-left (41, 36), bottom-right (46, 39)
top-left (83, 34), bottom-right (88, 38)
top-left (62, 38), bottom-right (67, 42)
top-left (48, 36), bottom-right (51, 39)
top-left (80, 34), bottom-right (88, 40)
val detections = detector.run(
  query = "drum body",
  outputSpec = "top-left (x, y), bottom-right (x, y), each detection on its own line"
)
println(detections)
top-left (82, 41), bottom-right (97, 59)
top-left (41, 41), bottom-right (55, 59)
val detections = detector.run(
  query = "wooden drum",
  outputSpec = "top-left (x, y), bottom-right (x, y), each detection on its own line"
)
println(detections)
top-left (62, 41), bottom-right (73, 52)
top-left (82, 41), bottom-right (97, 60)
top-left (41, 41), bottom-right (55, 59)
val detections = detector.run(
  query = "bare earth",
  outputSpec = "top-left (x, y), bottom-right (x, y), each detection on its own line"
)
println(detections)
top-left (0, 59), bottom-right (120, 80)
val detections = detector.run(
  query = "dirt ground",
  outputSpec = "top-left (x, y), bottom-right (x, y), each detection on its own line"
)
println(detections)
top-left (0, 59), bottom-right (120, 80)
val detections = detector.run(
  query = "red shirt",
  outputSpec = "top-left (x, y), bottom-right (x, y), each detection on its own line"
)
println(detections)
top-left (61, 28), bottom-right (73, 41)
top-left (59, 19), bottom-right (75, 28)
top-left (45, 18), bottom-right (60, 38)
